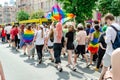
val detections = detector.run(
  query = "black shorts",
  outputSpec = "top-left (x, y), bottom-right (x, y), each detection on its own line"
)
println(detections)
top-left (67, 43), bottom-right (74, 50)
top-left (75, 45), bottom-right (86, 54)
top-left (7, 34), bottom-right (10, 40)
top-left (48, 46), bottom-right (53, 49)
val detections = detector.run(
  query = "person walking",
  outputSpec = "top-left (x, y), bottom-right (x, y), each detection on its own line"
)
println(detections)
top-left (74, 24), bottom-right (88, 67)
top-left (23, 24), bottom-right (34, 59)
top-left (99, 14), bottom-right (120, 80)
top-left (88, 25), bottom-right (101, 67)
top-left (65, 24), bottom-right (76, 71)
top-left (34, 25), bottom-right (44, 64)
top-left (52, 22), bottom-right (63, 72)
top-left (1, 27), bottom-right (6, 43)
top-left (4, 24), bottom-right (12, 47)
top-left (47, 26), bottom-right (54, 62)
top-left (19, 24), bottom-right (27, 55)
top-left (10, 25), bottom-right (18, 51)
top-left (94, 30), bottom-right (107, 71)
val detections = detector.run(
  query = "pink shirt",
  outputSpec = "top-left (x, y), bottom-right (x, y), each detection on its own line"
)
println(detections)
top-left (54, 29), bottom-right (62, 43)
top-left (76, 30), bottom-right (87, 45)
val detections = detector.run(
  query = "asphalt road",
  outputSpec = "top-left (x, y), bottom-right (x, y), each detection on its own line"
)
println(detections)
top-left (0, 43), bottom-right (100, 80)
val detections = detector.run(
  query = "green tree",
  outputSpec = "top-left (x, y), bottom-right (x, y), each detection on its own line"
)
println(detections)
top-left (98, 0), bottom-right (120, 16)
top-left (17, 10), bottom-right (29, 21)
top-left (30, 10), bottom-right (44, 19)
top-left (57, 0), bottom-right (98, 24)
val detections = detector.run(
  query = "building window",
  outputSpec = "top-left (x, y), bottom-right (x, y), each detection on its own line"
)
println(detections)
top-left (41, 2), bottom-right (43, 9)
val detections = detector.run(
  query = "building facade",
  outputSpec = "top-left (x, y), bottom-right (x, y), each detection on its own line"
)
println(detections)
top-left (16, 0), bottom-right (33, 14)
top-left (0, 2), bottom-right (16, 24)
top-left (16, 0), bottom-right (57, 15)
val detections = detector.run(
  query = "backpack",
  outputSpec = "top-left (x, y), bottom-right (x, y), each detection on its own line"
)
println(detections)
top-left (111, 25), bottom-right (120, 49)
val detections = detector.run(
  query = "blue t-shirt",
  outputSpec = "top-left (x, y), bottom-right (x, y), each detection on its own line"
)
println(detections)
top-left (86, 28), bottom-right (90, 35)
top-left (89, 27), bottom-right (102, 34)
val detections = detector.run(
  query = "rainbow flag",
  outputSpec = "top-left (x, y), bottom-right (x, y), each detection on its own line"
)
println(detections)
top-left (23, 30), bottom-right (34, 43)
top-left (46, 4), bottom-right (75, 24)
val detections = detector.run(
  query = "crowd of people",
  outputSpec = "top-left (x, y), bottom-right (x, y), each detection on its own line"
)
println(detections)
top-left (0, 13), bottom-right (120, 80)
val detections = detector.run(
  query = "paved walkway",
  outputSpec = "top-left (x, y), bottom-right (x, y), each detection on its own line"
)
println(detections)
top-left (0, 43), bottom-right (100, 80)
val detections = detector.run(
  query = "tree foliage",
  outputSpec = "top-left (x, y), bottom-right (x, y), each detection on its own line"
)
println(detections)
top-left (17, 10), bottom-right (29, 21)
top-left (30, 10), bottom-right (44, 19)
top-left (98, 0), bottom-right (120, 16)
top-left (57, 0), bottom-right (98, 24)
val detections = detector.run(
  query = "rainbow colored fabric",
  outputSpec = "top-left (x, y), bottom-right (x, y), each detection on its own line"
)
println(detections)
top-left (88, 31), bottom-right (100, 54)
top-left (45, 4), bottom-right (75, 24)
top-left (23, 29), bottom-right (34, 43)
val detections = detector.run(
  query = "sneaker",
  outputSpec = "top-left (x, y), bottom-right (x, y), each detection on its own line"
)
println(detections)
top-left (49, 58), bottom-right (52, 60)
top-left (94, 67), bottom-right (99, 71)
top-left (38, 59), bottom-right (42, 64)
top-left (32, 54), bottom-right (34, 59)
top-left (66, 64), bottom-right (71, 68)
top-left (86, 64), bottom-right (92, 68)
top-left (63, 53), bottom-right (66, 58)
top-left (72, 67), bottom-right (76, 71)
top-left (57, 65), bottom-right (63, 72)
top-left (51, 59), bottom-right (54, 63)
top-left (24, 52), bottom-right (26, 55)
top-left (58, 67), bottom-right (63, 72)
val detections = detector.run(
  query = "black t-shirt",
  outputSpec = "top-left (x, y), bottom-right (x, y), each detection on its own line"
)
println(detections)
top-left (99, 33), bottom-right (106, 48)
top-left (66, 31), bottom-right (74, 44)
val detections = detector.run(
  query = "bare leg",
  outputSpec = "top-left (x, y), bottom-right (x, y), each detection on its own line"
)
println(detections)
top-left (22, 45), bottom-right (26, 54)
top-left (83, 54), bottom-right (88, 65)
top-left (49, 49), bottom-right (54, 60)
top-left (74, 54), bottom-right (78, 65)
top-left (67, 50), bottom-right (71, 65)
top-left (99, 66), bottom-right (108, 80)
top-left (27, 44), bottom-right (32, 57)
top-left (90, 53), bottom-right (93, 64)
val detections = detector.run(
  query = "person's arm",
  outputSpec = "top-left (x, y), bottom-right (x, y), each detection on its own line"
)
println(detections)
top-left (90, 33), bottom-right (94, 41)
top-left (99, 43), bottom-right (106, 50)
top-left (32, 31), bottom-right (37, 43)
top-left (84, 31), bottom-right (88, 43)
top-left (75, 32), bottom-right (79, 42)
top-left (0, 62), bottom-right (5, 80)
top-left (105, 27), bottom-right (112, 44)
top-left (112, 48), bottom-right (120, 80)
top-left (50, 21), bottom-right (55, 29)
top-left (99, 34), bottom-right (106, 50)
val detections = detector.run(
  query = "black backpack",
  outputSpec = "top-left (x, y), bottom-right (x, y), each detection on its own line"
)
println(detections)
top-left (111, 25), bottom-right (120, 49)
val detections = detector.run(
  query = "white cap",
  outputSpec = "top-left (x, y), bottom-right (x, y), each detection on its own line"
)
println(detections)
top-left (77, 23), bottom-right (83, 28)
top-left (38, 25), bottom-right (44, 28)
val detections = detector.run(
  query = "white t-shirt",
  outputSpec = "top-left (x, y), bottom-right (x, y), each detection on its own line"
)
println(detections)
top-left (105, 23), bottom-right (120, 56)
top-left (4, 26), bottom-right (12, 34)
top-left (35, 30), bottom-right (44, 45)
top-left (43, 28), bottom-right (49, 38)
top-left (47, 30), bottom-right (53, 47)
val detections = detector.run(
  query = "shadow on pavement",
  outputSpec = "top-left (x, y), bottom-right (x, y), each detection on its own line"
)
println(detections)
top-left (19, 54), bottom-right (28, 58)
top-left (76, 65), bottom-right (95, 74)
top-left (56, 71), bottom-right (70, 80)
top-left (10, 49), bottom-right (20, 54)
top-left (24, 59), bottom-right (36, 66)
top-left (34, 63), bottom-right (49, 68)
top-left (70, 71), bottom-right (87, 79)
